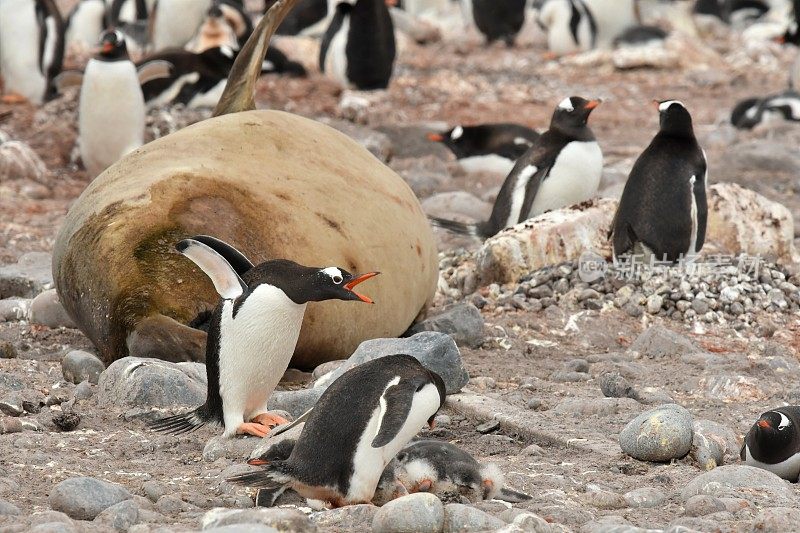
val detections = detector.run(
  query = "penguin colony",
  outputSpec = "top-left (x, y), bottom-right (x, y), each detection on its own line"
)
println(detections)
top-left (3, 0), bottom-right (800, 518)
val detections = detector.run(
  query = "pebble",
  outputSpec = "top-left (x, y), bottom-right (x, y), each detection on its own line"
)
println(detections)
top-left (372, 493), bottom-right (445, 533)
top-left (476, 419), bottom-right (500, 434)
top-left (204, 526), bottom-right (279, 533)
top-left (29, 289), bottom-right (76, 328)
top-left (0, 252), bottom-right (53, 299)
top-left (52, 411), bottom-right (81, 432)
top-left (691, 419), bottom-right (739, 470)
top-left (683, 494), bottom-right (725, 517)
top-left (268, 388), bottom-right (324, 419)
top-left (619, 404), bottom-right (694, 462)
top-left (142, 481), bottom-right (168, 503)
top-left (29, 523), bottom-right (77, 533)
top-left (0, 498), bottom-right (21, 515)
top-left (0, 396), bottom-right (23, 417)
top-left (94, 500), bottom-right (139, 531)
top-left (584, 485), bottom-right (627, 510)
top-left (29, 511), bottom-right (73, 527)
top-left (598, 372), bottom-right (633, 398)
top-left (503, 512), bottom-right (552, 533)
top-left (49, 476), bottom-right (132, 520)
top-left (97, 357), bottom-right (206, 408)
top-left (61, 350), bottom-right (105, 385)
top-left (442, 503), bottom-right (505, 532)
top-left (408, 303), bottom-right (485, 348)
top-left (0, 340), bottom-right (18, 359)
top-left (311, 360), bottom-right (346, 380)
top-left (520, 444), bottom-right (545, 456)
top-left (310, 504), bottom-right (376, 530)
top-left (202, 508), bottom-right (314, 531)
top-left (316, 332), bottom-right (469, 394)
top-left (630, 325), bottom-right (699, 359)
top-left (646, 294), bottom-right (663, 314)
top-left (749, 507), bottom-right (800, 531)
top-left (73, 381), bottom-right (94, 400)
top-left (681, 465), bottom-right (796, 507)
top-left (622, 488), bottom-right (666, 509)
top-left (526, 398), bottom-right (547, 410)
top-left (549, 371), bottom-right (590, 382)
top-left (203, 435), bottom-right (262, 462)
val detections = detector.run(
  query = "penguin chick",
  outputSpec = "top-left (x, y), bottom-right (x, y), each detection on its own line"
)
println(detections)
top-left (392, 439), bottom-right (532, 503)
top-left (741, 406), bottom-right (800, 481)
top-left (227, 354), bottom-right (446, 507)
top-left (149, 235), bottom-right (379, 438)
top-left (427, 123), bottom-right (540, 175)
top-left (610, 100), bottom-right (707, 263)
top-left (430, 96), bottom-right (602, 239)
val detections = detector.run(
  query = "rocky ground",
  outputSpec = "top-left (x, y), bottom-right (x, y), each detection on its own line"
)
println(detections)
top-left (3, 4), bottom-right (800, 533)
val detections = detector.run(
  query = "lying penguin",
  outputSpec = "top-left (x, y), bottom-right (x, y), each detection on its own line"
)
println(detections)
top-left (741, 406), bottom-right (800, 481)
top-left (610, 100), bottom-right (707, 263)
top-left (379, 439), bottom-right (532, 504)
top-left (427, 123), bottom-right (540, 175)
top-left (228, 354), bottom-right (446, 507)
top-left (731, 54), bottom-right (800, 129)
top-left (149, 236), bottom-right (378, 438)
top-left (430, 96), bottom-right (603, 239)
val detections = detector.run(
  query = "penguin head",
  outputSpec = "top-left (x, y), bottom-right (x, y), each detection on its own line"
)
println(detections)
top-left (730, 97), bottom-right (762, 130)
top-left (655, 100), bottom-right (695, 137)
top-left (427, 126), bottom-right (472, 158)
top-left (753, 410), bottom-right (796, 447)
top-left (550, 97), bottom-right (601, 133)
top-left (448, 462), bottom-right (484, 501)
top-left (245, 262), bottom-right (380, 304)
top-left (97, 29), bottom-right (128, 60)
top-left (478, 463), bottom-right (504, 500)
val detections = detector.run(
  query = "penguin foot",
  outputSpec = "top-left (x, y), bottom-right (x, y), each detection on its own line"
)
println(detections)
top-left (236, 422), bottom-right (272, 437)
top-left (251, 412), bottom-right (290, 429)
top-left (0, 93), bottom-right (28, 105)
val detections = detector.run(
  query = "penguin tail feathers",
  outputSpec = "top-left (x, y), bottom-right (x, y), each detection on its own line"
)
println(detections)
top-left (226, 461), bottom-right (294, 489)
top-left (147, 408), bottom-right (207, 435)
top-left (429, 216), bottom-right (483, 238)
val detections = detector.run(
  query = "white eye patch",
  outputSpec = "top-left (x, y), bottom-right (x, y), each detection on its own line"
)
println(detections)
top-left (322, 266), bottom-right (343, 284)
top-left (451, 126), bottom-right (464, 140)
top-left (658, 100), bottom-right (685, 112)
top-left (558, 97), bottom-right (574, 112)
top-left (778, 412), bottom-right (791, 430)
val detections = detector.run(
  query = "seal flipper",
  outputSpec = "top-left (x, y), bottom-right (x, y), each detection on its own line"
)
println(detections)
top-left (127, 314), bottom-right (206, 363)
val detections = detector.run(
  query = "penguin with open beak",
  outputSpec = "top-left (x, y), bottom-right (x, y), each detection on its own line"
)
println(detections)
top-left (149, 235), bottom-right (379, 438)
top-left (228, 354), bottom-right (446, 507)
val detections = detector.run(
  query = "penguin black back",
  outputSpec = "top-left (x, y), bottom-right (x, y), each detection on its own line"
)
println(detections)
top-left (429, 123), bottom-right (540, 160)
top-left (471, 0), bottom-right (527, 46)
top-left (36, 0), bottom-right (66, 101)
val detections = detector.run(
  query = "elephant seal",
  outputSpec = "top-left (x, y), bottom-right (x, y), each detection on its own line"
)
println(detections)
top-left (52, 0), bottom-right (438, 369)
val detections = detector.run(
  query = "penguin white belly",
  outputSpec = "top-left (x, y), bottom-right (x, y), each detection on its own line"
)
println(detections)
top-left (324, 17), bottom-right (350, 87)
top-left (346, 382), bottom-right (440, 502)
top-left (151, 0), bottom-right (212, 51)
top-left (188, 79), bottom-right (226, 109)
top-left (766, 97), bottom-right (800, 120)
top-left (67, 2), bottom-right (106, 52)
top-left (687, 175), bottom-right (699, 258)
top-left (582, 0), bottom-right (636, 48)
top-left (745, 446), bottom-right (800, 481)
top-left (529, 141), bottom-right (602, 217)
top-left (78, 59), bottom-right (146, 176)
top-left (217, 285), bottom-right (307, 437)
top-left (458, 154), bottom-right (515, 175)
top-left (0, 0), bottom-right (47, 103)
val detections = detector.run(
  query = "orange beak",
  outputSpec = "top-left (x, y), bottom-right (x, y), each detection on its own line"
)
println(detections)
top-left (652, 99), bottom-right (661, 110)
top-left (757, 419), bottom-right (771, 429)
top-left (776, 35), bottom-right (786, 44)
top-left (345, 272), bottom-right (379, 304)
top-left (427, 132), bottom-right (444, 142)
top-left (102, 41), bottom-right (114, 54)
top-left (584, 99), bottom-right (601, 110)
top-left (247, 458), bottom-right (268, 466)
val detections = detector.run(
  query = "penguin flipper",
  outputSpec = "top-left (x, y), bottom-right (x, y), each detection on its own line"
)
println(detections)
top-left (175, 238), bottom-right (247, 299)
top-left (147, 408), bottom-right (208, 435)
top-left (227, 461), bottom-right (294, 488)
top-left (497, 487), bottom-right (532, 503)
top-left (267, 407), bottom-right (312, 438)
top-left (137, 60), bottom-right (173, 85)
top-left (191, 235), bottom-right (255, 276)
top-left (428, 217), bottom-right (482, 238)
top-left (255, 485), bottom-right (290, 507)
top-left (371, 377), bottom-right (426, 448)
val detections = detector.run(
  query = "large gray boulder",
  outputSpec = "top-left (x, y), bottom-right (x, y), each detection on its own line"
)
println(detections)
top-left (98, 357), bottom-right (206, 408)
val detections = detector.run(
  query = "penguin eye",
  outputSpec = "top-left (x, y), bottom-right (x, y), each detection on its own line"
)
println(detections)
top-left (332, 274), bottom-right (343, 284)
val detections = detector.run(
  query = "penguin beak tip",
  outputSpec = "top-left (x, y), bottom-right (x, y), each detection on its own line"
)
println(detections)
top-left (344, 272), bottom-right (379, 303)
top-left (427, 132), bottom-right (444, 142)
top-left (757, 419), bottom-right (771, 429)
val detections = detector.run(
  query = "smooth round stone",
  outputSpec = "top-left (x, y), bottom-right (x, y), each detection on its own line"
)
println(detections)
top-left (442, 503), bottom-right (504, 532)
top-left (684, 495), bottom-right (725, 517)
top-left (681, 465), bottom-right (796, 507)
top-left (48, 476), bottom-right (131, 520)
top-left (93, 500), bottom-right (139, 530)
top-left (0, 498), bottom-right (20, 515)
top-left (619, 404), bottom-right (693, 462)
top-left (29, 289), bottom-right (76, 329)
top-left (372, 493), bottom-right (444, 533)
top-left (623, 487), bottom-right (667, 509)
top-left (749, 507), bottom-right (800, 531)
top-left (62, 350), bottom-right (105, 385)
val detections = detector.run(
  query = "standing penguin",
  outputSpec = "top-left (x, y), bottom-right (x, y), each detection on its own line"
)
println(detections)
top-left (430, 96), bottom-right (603, 239)
top-left (741, 406), bottom-right (800, 481)
top-left (149, 236), bottom-right (379, 438)
top-left (149, 0), bottom-right (213, 51)
top-left (78, 30), bottom-right (156, 176)
top-left (320, 0), bottom-right (396, 90)
top-left (537, 0), bottom-right (597, 56)
top-left (611, 100), bottom-right (707, 263)
top-left (467, 0), bottom-right (527, 46)
top-left (0, 0), bottom-right (65, 104)
top-left (65, 0), bottom-right (109, 55)
top-left (385, 440), bottom-right (532, 503)
top-left (228, 354), bottom-right (446, 506)
top-left (427, 123), bottom-right (540, 175)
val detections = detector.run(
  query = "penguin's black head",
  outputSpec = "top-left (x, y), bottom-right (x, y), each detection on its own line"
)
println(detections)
top-left (425, 369), bottom-right (447, 428)
top-left (749, 409), bottom-right (800, 463)
top-left (656, 100), bottom-right (695, 137)
top-left (550, 96), bottom-right (601, 134)
top-left (97, 29), bottom-right (128, 61)
top-left (755, 410), bottom-right (794, 438)
top-left (427, 126), bottom-right (472, 158)
top-left (309, 267), bottom-right (380, 303)
top-left (730, 97), bottom-right (762, 130)
top-left (207, 5), bottom-right (224, 18)
top-left (247, 261), bottom-right (380, 304)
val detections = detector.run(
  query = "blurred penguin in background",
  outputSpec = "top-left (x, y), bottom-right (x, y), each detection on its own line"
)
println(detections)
top-left (65, 0), bottom-right (109, 55)
top-left (0, 0), bottom-right (65, 104)
top-left (464, 0), bottom-right (528, 46)
top-left (149, 0), bottom-right (213, 51)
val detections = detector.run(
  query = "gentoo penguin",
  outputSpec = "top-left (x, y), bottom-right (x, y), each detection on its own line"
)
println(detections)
top-left (610, 100), bottom-right (707, 263)
top-left (65, 0), bottom-right (109, 55)
top-left (537, 0), bottom-right (597, 56)
top-left (227, 354), bottom-right (446, 506)
top-left (320, 0), bottom-right (396, 90)
top-left (731, 93), bottom-right (800, 129)
top-left (694, 0), bottom-right (769, 26)
top-left (78, 30), bottom-right (155, 177)
top-left (186, 5), bottom-right (240, 52)
top-left (612, 25), bottom-right (668, 48)
top-left (467, 0), bottom-right (527, 46)
top-left (581, 0), bottom-right (637, 48)
top-left (427, 123), bottom-right (540, 175)
top-left (430, 96), bottom-right (603, 239)
top-left (149, 236), bottom-right (379, 438)
top-left (268, 0), bottom-right (329, 35)
top-left (150, 0), bottom-right (213, 51)
top-left (385, 440), bottom-right (532, 503)
top-left (741, 406), bottom-right (800, 481)
top-left (108, 0), bottom-right (151, 25)
top-left (0, 0), bottom-right (65, 104)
